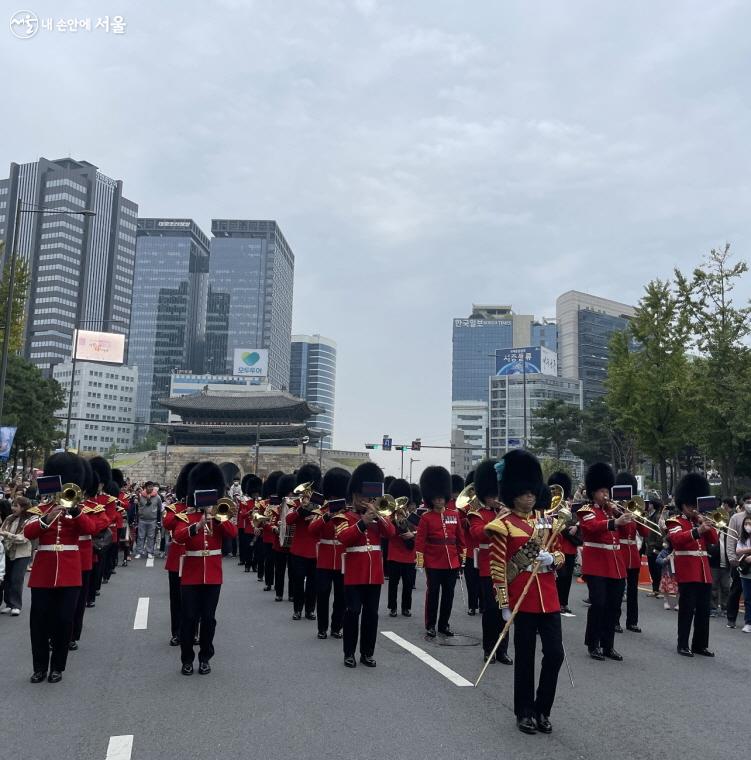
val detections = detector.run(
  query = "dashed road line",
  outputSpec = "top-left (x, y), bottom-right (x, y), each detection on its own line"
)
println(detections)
top-left (381, 630), bottom-right (473, 687)
top-left (106, 735), bottom-right (133, 760)
top-left (133, 597), bottom-right (149, 630)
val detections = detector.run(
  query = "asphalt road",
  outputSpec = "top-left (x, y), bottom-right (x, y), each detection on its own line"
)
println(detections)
top-left (1, 559), bottom-right (748, 760)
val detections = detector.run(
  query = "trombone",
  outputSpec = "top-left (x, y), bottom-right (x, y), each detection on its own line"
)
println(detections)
top-left (608, 497), bottom-right (663, 536)
top-left (701, 509), bottom-right (739, 538)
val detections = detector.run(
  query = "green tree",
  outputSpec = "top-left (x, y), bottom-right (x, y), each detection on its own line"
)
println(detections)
top-left (531, 399), bottom-right (580, 461)
top-left (605, 279), bottom-right (691, 498)
top-left (675, 245), bottom-right (751, 494)
top-left (569, 397), bottom-right (635, 471)
top-left (0, 244), bottom-right (31, 353)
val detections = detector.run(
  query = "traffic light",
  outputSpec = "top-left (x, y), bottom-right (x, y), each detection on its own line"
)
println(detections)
top-left (365, 444), bottom-right (380, 450)
top-left (411, 439), bottom-right (421, 451)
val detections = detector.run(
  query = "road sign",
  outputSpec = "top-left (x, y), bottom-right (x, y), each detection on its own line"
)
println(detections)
top-left (382, 436), bottom-right (392, 451)
top-left (411, 439), bottom-right (421, 451)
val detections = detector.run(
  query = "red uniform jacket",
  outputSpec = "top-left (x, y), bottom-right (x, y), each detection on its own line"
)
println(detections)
top-left (487, 511), bottom-right (563, 613)
top-left (388, 518), bottom-right (417, 564)
top-left (268, 506), bottom-right (287, 552)
top-left (309, 510), bottom-right (348, 570)
top-left (617, 521), bottom-right (650, 570)
top-left (286, 506), bottom-right (318, 559)
top-left (237, 497), bottom-right (255, 533)
top-left (415, 508), bottom-right (466, 569)
top-left (667, 515), bottom-right (718, 584)
top-left (98, 494), bottom-right (119, 541)
top-left (578, 503), bottom-right (626, 579)
top-left (163, 502), bottom-right (189, 573)
top-left (260, 502), bottom-right (275, 544)
top-left (468, 507), bottom-right (500, 577)
top-left (78, 498), bottom-right (101, 572)
top-left (25, 503), bottom-right (96, 588)
top-left (459, 506), bottom-right (478, 561)
top-left (336, 510), bottom-right (396, 585)
top-left (173, 512), bottom-right (237, 585)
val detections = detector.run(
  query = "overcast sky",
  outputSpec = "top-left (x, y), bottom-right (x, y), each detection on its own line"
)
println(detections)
top-left (4, 0), bottom-right (751, 478)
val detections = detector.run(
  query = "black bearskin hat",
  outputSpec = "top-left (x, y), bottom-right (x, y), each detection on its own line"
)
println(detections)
top-left (277, 473), bottom-right (296, 499)
top-left (537, 484), bottom-right (552, 511)
top-left (500, 449), bottom-right (543, 507)
top-left (187, 461), bottom-right (226, 502)
top-left (111, 468), bottom-right (125, 489)
top-left (175, 462), bottom-right (198, 502)
top-left (43, 452), bottom-right (86, 489)
top-left (384, 475), bottom-right (396, 492)
top-left (465, 470), bottom-right (475, 487)
top-left (81, 457), bottom-right (97, 498)
top-left (410, 483), bottom-right (422, 506)
top-left (296, 463), bottom-right (322, 491)
top-left (451, 474), bottom-right (464, 496)
top-left (547, 471), bottom-right (572, 500)
top-left (674, 472), bottom-right (710, 509)
top-left (347, 462), bottom-right (384, 500)
top-left (585, 462), bottom-right (615, 499)
top-left (420, 466), bottom-right (451, 507)
top-left (473, 459), bottom-right (499, 502)
top-left (388, 478), bottom-right (412, 501)
top-left (323, 468), bottom-right (350, 501)
top-left (262, 471), bottom-right (283, 500)
top-left (105, 481), bottom-right (120, 498)
top-left (615, 471), bottom-right (638, 493)
top-left (90, 456), bottom-right (112, 491)
top-left (242, 474), bottom-right (262, 496)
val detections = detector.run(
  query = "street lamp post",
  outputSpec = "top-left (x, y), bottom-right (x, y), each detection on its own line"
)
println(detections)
top-left (0, 203), bottom-right (96, 426)
top-left (409, 457), bottom-right (420, 483)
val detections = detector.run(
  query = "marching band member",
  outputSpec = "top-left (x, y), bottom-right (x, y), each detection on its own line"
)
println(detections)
top-left (614, 471), bottom-right (650, 633)
top-left (579, 463), bottom-right (630, 661)
top-left (91, 457), bottom-right (119, 584)
top-left (667, 472), bottom-right (718, 657)
top-left (24, 453), bottom-right (96, 684)
top-left (455, 473), bottom-right (480, 616)
top-left (163, 462), bottom-right (196, 646)
top-left (259, 471), bottom-right (282, 588)
top-left (468, 460), bottom-right (512, 665)
top-left (111, 468), bottom-right (130, 567)
top-left (173, 462), bottom-right (237, 675)
top-left (309, 467), bottom-right (350, 639)
top-left (270, 474), bottom-right (296, 602)
top-left (239, 474), bottom-right (262, 572)
top-left (288, 464), bottom-right (322, 621)
top-left (416, 466), bottom-right (465, 638)
top-left (335, 462), bottom-right (396, 668)
top-left (486, 450), bottom-right (565, 735)
top-left (385, 478), bottom-right (418, 618)
top-left (548, 471), bottom-right (579, 617)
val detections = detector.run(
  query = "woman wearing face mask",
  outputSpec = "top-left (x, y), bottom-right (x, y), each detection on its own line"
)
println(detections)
top-left (726, 496), bottom-right (751, 628)
top-left (735, 516), bottom-right (751, 633)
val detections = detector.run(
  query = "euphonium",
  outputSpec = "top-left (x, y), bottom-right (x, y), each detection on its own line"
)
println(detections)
top-left (456, 485), bottom-right (479, 513)
top-left (544, 484), bottom-right (565, 517)
top-left (59, 483), bottom-right (83, 509)
top-left (392, 496), bottom-right (411, 531)
top-left (210, 497), bottom-right (237, 522)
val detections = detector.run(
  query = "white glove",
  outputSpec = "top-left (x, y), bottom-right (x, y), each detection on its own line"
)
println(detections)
top-left (501, 608), bottom-right (512, 622)
top-left (537, 551), bottom-right (555, 567)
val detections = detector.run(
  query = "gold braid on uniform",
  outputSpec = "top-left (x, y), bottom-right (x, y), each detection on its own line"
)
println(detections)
top-left (485, 516), bottom-right (509, 608)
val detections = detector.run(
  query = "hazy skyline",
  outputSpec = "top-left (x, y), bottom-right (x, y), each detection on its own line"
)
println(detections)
top-left (4, 0), bottom-right (751, 478)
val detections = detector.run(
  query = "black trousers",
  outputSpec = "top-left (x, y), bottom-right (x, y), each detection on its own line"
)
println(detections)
top-left (727, 568), bottom-right (743, 623)
top-left (555, 553), bottom-right (577, 608)
top-left (513, 611), bottom-right (564, 719)
top-left (585, 576), bottom-right (625, 651)
top-left (464, 556), bottom-right (481, 612)
top-left (343, 584), bottom-right (381, 658)
top-left (387, 560), bottom-right (415, 612)
top-left (291, 555), bottom-right (317, 615)
top-left (677, 582), bottom-right (711, 651)
top-left (480, 576), bottom-right (508, 657)
top-left (622, 567), bottom-right (640, 627)
top-left (30, 587), bottom-right (80, 673)
top-left (222, 536), bottom-right (237, 557)
top-left (263, 542), bottom-right (275, 586)
top-left (238, 531), bottom-right (251, 567)
top-left (273, 550), bottom-right (290, 598)
top-left (71, 569), bottom-right (91, 641)
top-left (180, 584), bottom-right (221, 664)
top-left (89, 557), bottom-right (104, 602)
top-left (316, 568), bottom-right (344, 634)
top-left (425, 567), bottom-right (457, 630)
top-left (647, 553), bottom-right (662, 593)
top-left (169, 570), bottom-right (182, 638)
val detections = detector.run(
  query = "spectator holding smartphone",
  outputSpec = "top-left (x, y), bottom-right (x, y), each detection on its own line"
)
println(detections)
top-left (0, 496), bottom-right (33, 615)
top-left (735, 515), bottom-right (751, 633)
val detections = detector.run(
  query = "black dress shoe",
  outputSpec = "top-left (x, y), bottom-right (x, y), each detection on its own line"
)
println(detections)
top-left (95, 590), bottom-right (100, 596)
top-left (287, 596), bottom-right (293, 602)
top-left (468, 609), bottom-right (476, 616)
top-left (193, 635), bottom-right (200, 645)
top-left (275, 596), bottom-right (283, 602)
top-left (589, 648), bottom-right (605, 660)
top-left (102, 578), bottom-right (109, 585)
top-left (263, 585), bottom-right (272, 591)
top-left (198, 661), bottom-right (211, 675)
top-left (343, 656), bottom-right (357, 668)
top-left (438, 627), bottom-right (455, 637)
top-left (389, 609), bottom-right (398, 617)
top-left (30, 671), bottom-right (47, 684)
top-left (68, 640), bottom-right (78, 651)
top-left (603, 649), bottom-right (623, 661)
top-left (516, 716), bottom-right (537, 735)
top-left (331, 630), bottom-right (343, 639)
top-left (244, 567), bottom-right (251, 573)
top-left (627, 625), bottom-right (642, 633)
top-left (677, 646), bottom-right (694, 657)
top-left (535, 714), bottom-right (552, 734)
top-left (86, 602), bottom-right (95, 608)
top-left (614, 624), bottom-right (623, 633)
top-left (317, 632), bottom-right (328, 639)
top-left (401, 610), bottom-right (411, 617)
top-left (359, 655), bottom-right (377, 667)
top-left (110, 569), bottom-right (116, 575)
top-left (181, 663), bottom-right (194, 675)
top-left (47, 671), bottom-right (62, 683)
top-left (426, 627), bottom-right (437, 638)
top-left (497, 653), bottom-right (513, 665)
top-left (292, 612), bottom-right (302, 620)
top-left (692, 648), bottom-right (715, 657)
top-left (169, 636), bottom-right (180, 647)
top-left (305, 613), bottom-right (316, 621)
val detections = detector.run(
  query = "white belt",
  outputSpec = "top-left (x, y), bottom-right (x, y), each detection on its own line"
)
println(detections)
top-left (184, 549), bottom-right (222, 557)
top-left (38, 544), bottom-right (79, 552)
top-left (674, 550), bottom-right (708, 557)
top-left (620, 539), bottom-right (637, 545)
top-left (79, 535), bottom-right (92, 540)
top-left (583, 542), bottom-right (620, 551)
top-left (346, 545), bottom-right (381, 553)
top-left (319, 539), bottom-right (341, 546)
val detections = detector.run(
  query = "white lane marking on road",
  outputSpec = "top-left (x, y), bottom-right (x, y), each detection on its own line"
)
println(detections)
top-left (133, 597), bottom-right (149, 630)
top-left (106, 735), bottom-right (133, 760)
top-left (381, 631), bottom-right (473, 687)
top-left (146, 557), bottom-right (154, 568)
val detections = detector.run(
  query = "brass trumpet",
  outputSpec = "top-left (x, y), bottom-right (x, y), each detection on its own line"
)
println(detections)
top-left (59, 483), bottom-right (83, 509)
top-left (376, 494), bottom-right (396, 517)
top-left (210, 497), bottom-right (237, 523)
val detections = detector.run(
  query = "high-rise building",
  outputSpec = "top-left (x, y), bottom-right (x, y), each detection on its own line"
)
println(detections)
top-left (53, 361), bottom-right (138, 453)
top-left (289, 334), bottom-right (337, 448)
top-left (0, 158), bottom-right (137, 372)
top-left (556, 291), bottom-right (635, 406)
top-left (207, 220), bottom-right (294, 390)
top-left (130, 219), bottom-right (210, 426)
